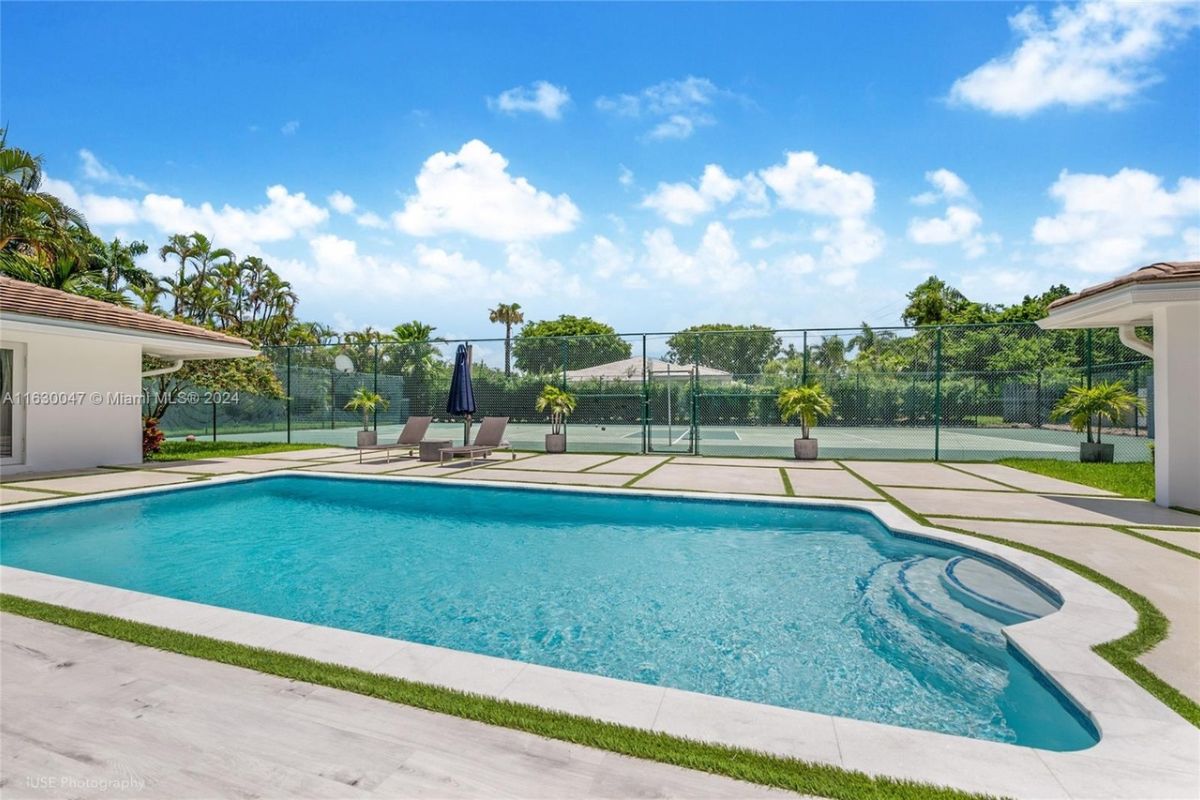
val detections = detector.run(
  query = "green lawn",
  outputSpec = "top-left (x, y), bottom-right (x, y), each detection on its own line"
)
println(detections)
top-left (147, 441), bottom-right (332, 461)
top-left (998, 458), bottom-right (1155, 500)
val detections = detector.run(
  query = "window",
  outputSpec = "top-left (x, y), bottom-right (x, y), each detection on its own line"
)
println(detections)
top-left (1, 348), bottom-right (13, 458)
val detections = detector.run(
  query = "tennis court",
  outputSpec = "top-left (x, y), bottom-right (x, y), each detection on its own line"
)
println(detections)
top-left (208, 421), bottom-right (1151, 462)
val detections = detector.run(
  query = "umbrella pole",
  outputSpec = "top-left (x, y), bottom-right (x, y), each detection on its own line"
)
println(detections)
top-left (464, 413), bottom-right (472, 445)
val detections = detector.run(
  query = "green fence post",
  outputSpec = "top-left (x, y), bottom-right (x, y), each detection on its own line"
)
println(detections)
top-left (286, 347), bottom-right (292, 444)
top-left (1133, 365), bottom-right (1139, 435)
top-left (933, 326), bottom-right (943, 461)
top-left (211, 400), bottom-right (217, 443)
top-left (692, 333), bottom-right (701, 454)
top-left (1085, 328), bottom-right (1094, 389)
top-left (641, 334), bottom-right (648, 454)
top-left (801, 330), bottom-right (809, 384)
top-left (373, 340), bottom-right (379, 431)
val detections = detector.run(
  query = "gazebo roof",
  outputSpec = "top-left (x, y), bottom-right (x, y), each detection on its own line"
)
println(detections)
top-left (1039, 261), bottom-right (1200, 329)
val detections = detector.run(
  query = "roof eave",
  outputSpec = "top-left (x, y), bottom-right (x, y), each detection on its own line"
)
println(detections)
top-left (1039, 280), bottom-right (1200, 329)
top-left (0, 313), bottom-right (259, 359)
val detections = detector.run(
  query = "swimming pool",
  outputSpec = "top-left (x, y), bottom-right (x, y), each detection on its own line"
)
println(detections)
top-left (0, 474), bottom-right (1097, 750)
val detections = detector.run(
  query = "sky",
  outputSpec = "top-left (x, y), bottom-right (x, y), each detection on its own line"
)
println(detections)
top-left (3, 0), bottom-right (1199, 343)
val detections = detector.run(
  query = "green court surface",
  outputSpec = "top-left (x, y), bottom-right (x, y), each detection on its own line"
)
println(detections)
top-left (203, 421), bottom-right (1151, 462)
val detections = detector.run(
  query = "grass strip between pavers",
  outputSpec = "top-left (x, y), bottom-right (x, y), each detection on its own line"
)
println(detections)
top-left (0, 595), bottom-right (995, 800)
top-left (837, 462), bottom-right (1200, 728)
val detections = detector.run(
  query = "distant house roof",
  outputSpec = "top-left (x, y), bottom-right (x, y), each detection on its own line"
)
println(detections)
top-left (564, 356), bottom-right (731, 381)
top-left (0, 277), bottom-right (256, 358)
top-left (1048, 262), bottom-right (1200, 311)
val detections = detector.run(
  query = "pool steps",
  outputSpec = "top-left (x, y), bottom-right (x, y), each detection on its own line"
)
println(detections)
top-left (858, 555), bottom-right (1059, 699)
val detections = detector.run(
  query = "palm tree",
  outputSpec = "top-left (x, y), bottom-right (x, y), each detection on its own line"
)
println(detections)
top-left (777, 383), bottom-right (834, 440)
top-left (0, 129), bottom-right (90, 271)
top-left (93, 236), bottom-right (152, 294)
top-left (130, 282), bottom-right (166, 314)
top-left (158, 233), bottom-right (200, 316)
top-left (384, 321), bottom-right (443, 378)
top-left (810, 335), bottom-right (846, 372)
top-left (489, 302), bottom-right (524, 377)
top-left (1052, 381), bottom-right (1145, 444)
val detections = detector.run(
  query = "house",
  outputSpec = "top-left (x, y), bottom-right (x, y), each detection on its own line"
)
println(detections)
top-left (1039, 262), bottom-right (1200, 509)
top-left (0, 277), bottom-right (258, 474)
top-left (564, 356), bottom-right (733, 384)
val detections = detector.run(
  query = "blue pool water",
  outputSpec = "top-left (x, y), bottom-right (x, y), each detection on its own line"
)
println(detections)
top-left (0, 475), bottom-right (1097, 750)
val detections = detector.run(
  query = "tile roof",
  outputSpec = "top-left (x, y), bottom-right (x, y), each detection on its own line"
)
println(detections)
top-left (0, 277), bottom-right (253, 348)
top-left (1049, 262), bottom-right (1200, 310)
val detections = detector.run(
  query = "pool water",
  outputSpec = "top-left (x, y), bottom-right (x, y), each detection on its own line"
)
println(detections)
top-left (0, 475), bottom-right (1097, 750)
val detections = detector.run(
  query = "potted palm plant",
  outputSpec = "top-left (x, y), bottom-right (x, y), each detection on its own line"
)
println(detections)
top-left (1052, 380), bottom-right (1144, 463)
top-left (778, 383), bottom-right (834, 460)
top-left (345, 387), bottom-right (389, 447)
top-left (536, 384), bottom-right (576, 453)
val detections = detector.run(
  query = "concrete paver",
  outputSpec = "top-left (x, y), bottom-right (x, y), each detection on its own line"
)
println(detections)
top-left (633, 463), bottom-right (785, 494)
top-left (492, 453), bottom-right (620, 472)
top-left (0, 487), bottom-right (61, 505)
top-left (10, 469), bottom-right (193, 494)
top-left (0, 614), bottom-right (791, 800)
top-left (1130, 528), bottom-right (1200, 553)
top-left (847, 461), bottom-right (1009, 490)
top-left (948, 463), bottom-right (1117, 495)
top-left (889, 486), bottom-right (1200, 526)
top-left (784, 468), bottom-right (881, 499)
top-left (153, 458), bottom-right (302, 475)
top-left (458, 468), bottom-right (631, 487)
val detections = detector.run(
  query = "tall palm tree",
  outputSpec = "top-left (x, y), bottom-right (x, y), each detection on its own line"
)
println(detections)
top-left (158, 233), bottom-right (200, 316)
top-left (810, 335), bottom-right (846, 372)
top-left (130, 282), bottom-right (166, 314)
top-left (0, 129), bottom-right (90, 271)
top-left (848, 321), bottom-right (896, 365)
top-left (384, 321), bottom-right (442, 378)
top-left (93, 236), bottom-right (152, 294)
top-left (488, 302), bottom-right (524, 377)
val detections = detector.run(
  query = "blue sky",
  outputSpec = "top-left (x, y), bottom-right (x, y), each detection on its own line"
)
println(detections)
top-left (4, 0), bottom-right (1199, 340)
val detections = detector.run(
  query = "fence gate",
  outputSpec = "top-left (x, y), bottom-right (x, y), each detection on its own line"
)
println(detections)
top-left (645, 364), bottom-right (697, 454)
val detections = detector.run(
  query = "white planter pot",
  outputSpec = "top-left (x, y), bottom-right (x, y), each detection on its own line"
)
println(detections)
top-left (794, 438), bottom-right (818, 460)
top-left (545, 433), bottom-right (567, 453)
top-left (357, 430), bottom-right (377, 447)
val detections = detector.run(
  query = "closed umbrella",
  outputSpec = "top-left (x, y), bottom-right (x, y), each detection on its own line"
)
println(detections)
top-left (446, 344), bottom-right (476, 444)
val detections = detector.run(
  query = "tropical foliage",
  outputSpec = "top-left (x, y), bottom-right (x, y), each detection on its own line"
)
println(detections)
top-left (1051, 381), bottom-right (1145, 444)
top-left (777, 384), bottom-right (834, 440)
top-left (665, 324), bottom-right (781, 376)
top-left (344, 387), bottom-right (389, 431)
top-left (489, 302), bottom-right (524, 377)
top-left (513, 315), bottom-right (632, 374)
top-left (535, 384), bottom-right (577, 435)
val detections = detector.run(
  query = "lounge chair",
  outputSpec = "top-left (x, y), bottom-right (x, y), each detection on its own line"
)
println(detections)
top-left (358, 416), bottom-right (433, 463)
top-left (439, 416), bottom-right (515, 465)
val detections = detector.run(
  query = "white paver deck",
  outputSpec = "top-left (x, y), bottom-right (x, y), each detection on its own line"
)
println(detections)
top-left (0, 614), bottom-right (792, 800)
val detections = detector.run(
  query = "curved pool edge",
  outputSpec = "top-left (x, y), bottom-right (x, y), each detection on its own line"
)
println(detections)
top-left (1, 470), bottom-right (1197, 799)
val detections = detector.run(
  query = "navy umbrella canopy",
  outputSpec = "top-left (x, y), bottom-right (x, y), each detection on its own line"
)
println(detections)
top-left (447, 344), bottom-right (476, 444)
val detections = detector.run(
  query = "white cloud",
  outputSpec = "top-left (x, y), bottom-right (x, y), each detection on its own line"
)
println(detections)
top-left (775, 252), bottom-right (816, 278)
top-left (585, 235), bottom-right (634, 279)
top-left (1183, 227), bottom-right (1200, 257)
top-left (814, 218), bottom-right (885, 269)
top-left (139, 185), bottom-right (329, 250)
top-left (749, 231), bottom-right (803, 250)
top-left (355, 211), bottom-right (388, 229)
top-left (1032, 167), bottom-right (1200, 272)
top-left (281, 120), bottom-right (300, 135)
top-left (641, 222), bottom-right (758, 292)
top-left (618, 165), bottom-right (635, 188)
top-left (327, 191), bottom-right (357, 214)
top-left (908, 170), bottom-right (997, 258)
top-left (597, 76), bottom-right (738, 141)
top-left (911, 168), bottom-right (972, 205)
top-left (960, 268), bottom-right (1040, 303)
top-left (81, 195), bottom-right (141, 226)
top-left (393, 139), bottom-right (580, 242)
top-left (950, 0), bottom-right (1200, 116)
top-left (899, 257), bottom-right (937, 273)
top-left (640, 165), bottom-right (767, 225)
top-left (760, 151), bottom-right (875, 219)
top-left (488, 81), bottom-right (571, 120)
top-left (78, 149), bottom-right (147, 189)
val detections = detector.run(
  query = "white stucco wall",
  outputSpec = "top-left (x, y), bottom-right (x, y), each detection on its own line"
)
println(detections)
top-left (1152, 303), bottom-right (1200, 510)
top-left (1, 328), bottom-right (143, 474)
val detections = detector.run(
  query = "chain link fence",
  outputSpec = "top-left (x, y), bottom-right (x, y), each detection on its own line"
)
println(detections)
top-left (149, 323), bottom-right (1153, 462)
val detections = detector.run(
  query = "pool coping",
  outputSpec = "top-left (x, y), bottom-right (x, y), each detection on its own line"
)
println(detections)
top-left (1, 470), bottom-right (1196, 799)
